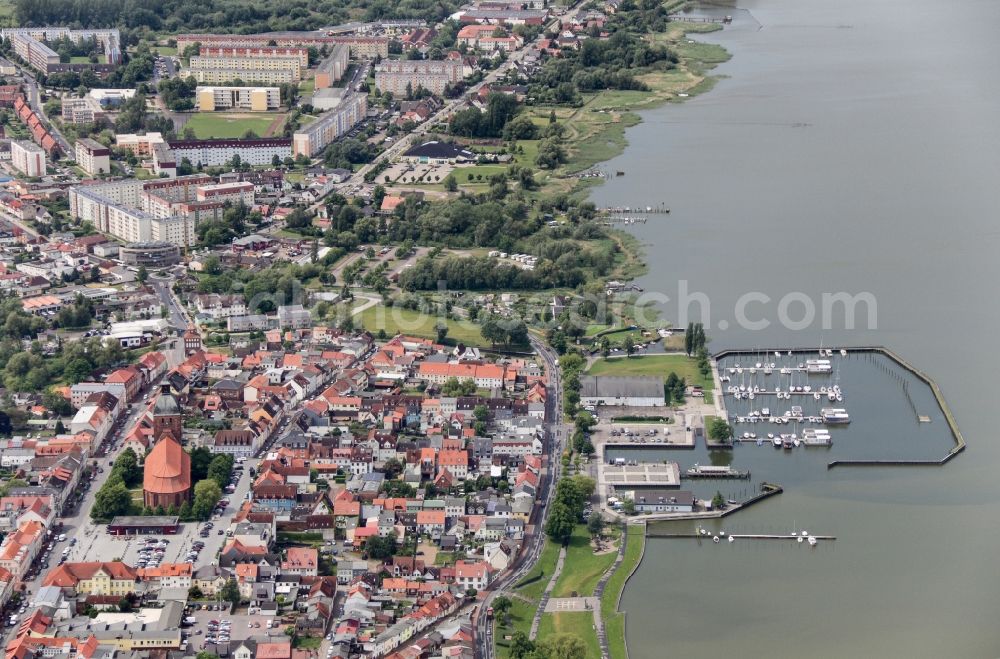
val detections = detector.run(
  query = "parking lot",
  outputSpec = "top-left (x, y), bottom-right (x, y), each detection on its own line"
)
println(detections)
top-left (186, 609), bottom-right (288, 650)
top-left (69, 458), bottom-right (258, 569)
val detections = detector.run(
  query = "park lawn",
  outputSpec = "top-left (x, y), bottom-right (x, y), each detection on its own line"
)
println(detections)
top-left (537, 612), bottom-right (601, 659)
top-left (552, 525), bottom-right (617, 598)
top-left (601, 525), bottom-right (645, 659)
top-left (152, 45), bottom-right (178, 56)
top-left (69, 56), bottom-right (92, 63)
top-left (456, 164), bottom-right (508, 186)
top-left (495, 597), bottom-right (538, 659)
top-left (357, 304), bottom-right (487, 347)
top-left (183, 113), bottom-right (278, 139)
top-left (299, 78), bottom-right (315, 94)
top-left (515, 538), bottom-right (560, 602)
top-left (587, 353), bottom-right (714, 393)
top-left (293, 637), bottom-right (321, 650)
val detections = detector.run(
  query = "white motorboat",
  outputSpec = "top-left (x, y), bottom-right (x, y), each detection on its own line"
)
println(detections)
top-left (808, 536), bottom-right (817, 546)
top-left (713, 536), bottom-right (720, 543)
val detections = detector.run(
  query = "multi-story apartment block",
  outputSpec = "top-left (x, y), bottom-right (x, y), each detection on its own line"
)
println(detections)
top-left (1, 28), bottom-right (122, 72)
top-left (188, 55), bottom-right (302, 81)
top-left (69, 175), bottom-right (254, 247)
top-left (168, 138), bottom-right (292, 167)
top-left (115, 132), bottom-right (166, 156)
top-left (11, 140), bottom-right (46, 177)
top-left (187, 68), bottom-right (297, 85)
top-left (315, 44), bottom-right (350, 89)
top-left (196, 86), bottom-right (281, 112)
top-left (200, 46), bottom-right (309, 67)
top-left (74, 138), bottom-right (111, 176)
top-left (374, 60), bottom-right (463, 96)
top-left (292, 93), bottom-right (367, 158)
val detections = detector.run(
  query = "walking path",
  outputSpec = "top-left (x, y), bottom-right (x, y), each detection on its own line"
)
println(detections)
top-left (592, 527), bottom-right (629, 659)
top-left (529, 546), bottom-right (566, 639)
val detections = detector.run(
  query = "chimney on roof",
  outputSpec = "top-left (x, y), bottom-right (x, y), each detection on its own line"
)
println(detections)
top-left (161, 383), bottom-right (171, 396)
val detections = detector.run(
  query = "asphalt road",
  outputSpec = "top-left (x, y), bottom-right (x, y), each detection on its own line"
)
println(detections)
top-left (474, 335), bottom-right (566, 659)
top-left (151, 276), bottom-right (192, 330)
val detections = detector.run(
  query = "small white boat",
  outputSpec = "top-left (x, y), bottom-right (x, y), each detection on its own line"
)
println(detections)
top-left (767, 433), bottom-right (774, 439)
top-left (793, 438), bottom-right (801, 447)
top-left (797, 536), bottom-right (803, 543)
top-left (808, 536), bottom-right (817, 546)
top-left (801, 531), bottom-right (808, 536)
top-left (755, 362), bottom-right (762, 369)
top-left (728, 535), bottom-right (736, 543)
top-left (728, 367), bottom-right (736, 374)
top-left (813, 392), bottom-right (821, 400)
top-left (713, 536), bottom-right (720, 543)
top-left (772, 437), bottom-right (782, 447)
top-left (840, 349), bottom-right (847, 356)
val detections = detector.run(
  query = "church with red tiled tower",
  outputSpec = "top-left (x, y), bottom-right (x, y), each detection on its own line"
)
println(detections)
top-left (142, 383), bottom-right (191, 509)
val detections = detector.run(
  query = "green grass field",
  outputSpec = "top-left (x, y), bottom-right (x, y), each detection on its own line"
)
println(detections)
top-left (357, 304), bottom-right (487, 347)
top-left (552, 525), bottom-right (617, 598)
top-left (182, 113), bottom-right (278, 139)
top-left (515, 538), bottom-right (560, 602)
top-left (495, 597), bottom-right (538, 659)
top-left (537, 612), bottom-right (601, 658)
top-left (601, 525), bottom-right (645, 659)
top-left (586, 353), bottom-right (714, 393)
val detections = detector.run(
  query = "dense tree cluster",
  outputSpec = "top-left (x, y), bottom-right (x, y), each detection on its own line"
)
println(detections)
top-left (158, 76), bottom-right (197, 111)
top-left (544, 475), bottom-right (596, 544)
top-left (14, 0), bottom-right (459, 33)
top-left (323, 138), bottom-right (377, 170)
top-left (114, 92), bottom-right (174, 135)
top-left (530, 12), bottom-right (677, 104)
top-left (448, 93), bottom-right (519, 138)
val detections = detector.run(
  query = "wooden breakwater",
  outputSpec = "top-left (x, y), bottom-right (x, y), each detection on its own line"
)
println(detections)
top-left (713, 346), bottom-right (965, 467)
top-left (722, 482), bottom-right (782, 516)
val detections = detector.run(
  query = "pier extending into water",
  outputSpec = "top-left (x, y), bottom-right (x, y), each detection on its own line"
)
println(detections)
top-left (667, 13), bottom-right (733, 24)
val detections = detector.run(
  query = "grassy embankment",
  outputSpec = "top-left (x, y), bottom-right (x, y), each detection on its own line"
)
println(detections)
top-left (601, 525), bottom-right (646, 659)
top-left (526, 524), bottom-right (618, 658)
top-left (493, 538), bottom-right (560, 659)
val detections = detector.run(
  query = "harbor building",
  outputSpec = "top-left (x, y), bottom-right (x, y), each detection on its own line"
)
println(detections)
top-left (196, 86), bottom-right (281, 112)
top-left (10, 140), bottom-right (46, 177)
top-left (292, 93), bottom-right (367, 158)
top-left (579, 375), bottom-right (666, 407)
top-left (623, 489), bottom-right (694, 513)
top-left (74, 138), bottom-right (111, 176)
